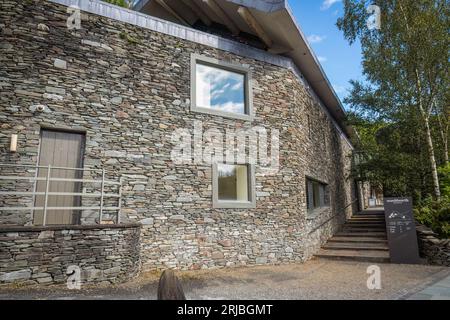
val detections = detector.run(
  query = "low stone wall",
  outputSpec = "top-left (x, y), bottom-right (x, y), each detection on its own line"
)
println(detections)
top-left (416, 224), bottom-right (450, 267)
top-left (0, 224), bottom-right (141, 286)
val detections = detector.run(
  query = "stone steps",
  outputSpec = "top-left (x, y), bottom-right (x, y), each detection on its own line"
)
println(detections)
top-left (316, 249), bottom-right (390, 263)
top-left (335, 232), bottom-right (387, 238)
top-left (344, 223), bottom-right (386, 228)
top-left (347, 218), bottom-right (385, 221)
top-left (315, 209), bottom-right (390, 263)
top-left (329, 236), bottom-right (388, 244)
top-left (353, 213), bottom-right (385, 217)
top-left (341, 228), bottom-right (386, 233)
top-left (351, 216), bottom-right (385, 220)
top-left (323, 242), bottom-right (389, 251)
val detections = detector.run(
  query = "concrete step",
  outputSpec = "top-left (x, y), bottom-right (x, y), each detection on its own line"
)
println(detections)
top-left (335, 232), bottom-right (387, 238)
top-left (353, 214), bottom-right (385, 218)
top-left (342, 227), bottom-right (386, 233)
top-left (345, 223), bottom-right (386, 227)
top-left (352, 218), bottom-right (385, 221)
top-left (329, 236), bottom-right (388, 244)
top-left (348, 218), bottom-right (385, 222)
top-left (323, 242), bottom-right (389, 251)
top-left (355, 211), bottom-right (385, 215)
top-left (316, 209), bottom-right (390, 263)
top-left (316, 249), bottom-right (390, 263)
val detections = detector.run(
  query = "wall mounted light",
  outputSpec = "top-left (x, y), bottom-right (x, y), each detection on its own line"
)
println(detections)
top-left (10, 134), bottom-right (18, 153)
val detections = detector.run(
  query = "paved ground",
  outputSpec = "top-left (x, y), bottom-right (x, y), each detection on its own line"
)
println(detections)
top-left (401, 274), bottom-right (450, 300)
top-left (0, 259), bottom-right (449, 300)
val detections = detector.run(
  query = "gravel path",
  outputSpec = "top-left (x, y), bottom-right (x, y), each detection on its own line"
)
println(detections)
top-left (0, 258), bottom-right (448, 300)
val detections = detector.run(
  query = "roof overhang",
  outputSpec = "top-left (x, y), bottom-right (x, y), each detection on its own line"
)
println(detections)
top-left (134, 0), bottom-right (352, 141)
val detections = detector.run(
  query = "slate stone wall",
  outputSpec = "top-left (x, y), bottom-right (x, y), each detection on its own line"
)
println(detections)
top-left (0, 224), bottom-right (141, 286)
top-left (0, 0), bottom-right (357, 272)
top-left (416, 224), bottom-right (450, 267)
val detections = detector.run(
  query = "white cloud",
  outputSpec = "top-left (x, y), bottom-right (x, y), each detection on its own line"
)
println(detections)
top-left (317, 56), bottom-right (328, 63)
top-left (231, 82), bottom-right (243, 91)
top-left (307, 34), bottom-right (326, 44)
top-left (321, 0), bottom-right (341, 11)
top-left (214, 101), bottom-right (245, 114)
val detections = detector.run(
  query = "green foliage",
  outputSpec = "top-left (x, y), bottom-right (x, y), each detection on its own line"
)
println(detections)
top-left (119, 31), bottom-right (141, 44)
top-left (348, 114), bottom-right (437, 199)
top-left (438, 163), bottom-right (450, 198)
top-left (412, 163), bottom-right (449, 238)
top-left (339, 0), bottom-right (449, 234)
top-left (339, 0), bottom-right (449, 198)
top-left (102, 0), bottom-right (134, 9)
top-left (414, 196), bottom-right (450, 238)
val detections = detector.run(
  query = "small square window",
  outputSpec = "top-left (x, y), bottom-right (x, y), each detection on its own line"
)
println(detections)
top-left (213, 163), bottom-right (256, 208)
top-left (306, 178), bottom-right (329, 212)
top-left (191, 54), bottom-right (253, 121)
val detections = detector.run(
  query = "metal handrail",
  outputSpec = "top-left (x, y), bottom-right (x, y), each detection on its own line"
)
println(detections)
top-left (308, 198), bottom-right (359, 235)
top-left (0, 176), bottom-right (121, 185)
top-left (0, 163), bottom-right (105, 171)
top-left (0, 164), bottom-right (122, 226)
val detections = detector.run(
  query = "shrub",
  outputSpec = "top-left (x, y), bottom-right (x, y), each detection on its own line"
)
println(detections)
top-left (438, 163), bottom-right (450, 198)
top-left (414, 196), bottom-right (450, 238)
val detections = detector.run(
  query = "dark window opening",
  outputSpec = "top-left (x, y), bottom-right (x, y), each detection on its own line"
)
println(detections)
top-left (306, 178), bottom-right (329, 211)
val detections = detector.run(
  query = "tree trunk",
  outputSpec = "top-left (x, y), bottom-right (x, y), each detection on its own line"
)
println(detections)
top-left (423, 116), bottom-right (441, 199)
top-left (435, 103), bottom-right (449, 164)
top-left (444, 137), bottom-right (449, 164)
top-left (440, 120), bottom-right (449, 164)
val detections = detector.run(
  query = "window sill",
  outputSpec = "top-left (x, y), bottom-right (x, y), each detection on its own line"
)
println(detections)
top-left (213, 200), bottom-right (256, 209)
top-left (307, 206), bottom-right (331, 220)
top-left (191, 105), bottom-right (254, 122)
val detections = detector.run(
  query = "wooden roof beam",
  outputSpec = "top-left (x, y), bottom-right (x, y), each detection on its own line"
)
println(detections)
top-left (155, 0), bottom-right (190, 27)
top-left (180, 0), bottom-right (212, 26)
top-left (237, 6), bottom-right (273, 49)
top-left (202, 0), bottom-right (240, 35)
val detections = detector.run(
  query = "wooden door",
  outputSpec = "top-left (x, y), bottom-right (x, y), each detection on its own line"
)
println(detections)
top-left (33, 130), bottom-right (85, 225)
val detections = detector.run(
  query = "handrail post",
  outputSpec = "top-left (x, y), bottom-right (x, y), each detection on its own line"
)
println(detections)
top-left (117, 177), bottom-right (122, 224)
top-left (43, 164), bottom-right (51, 226)
top-left (99, 169), bottom-right (105, 224)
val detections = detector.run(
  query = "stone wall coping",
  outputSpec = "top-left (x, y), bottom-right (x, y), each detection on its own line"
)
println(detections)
top-left (0, 223), bottom-right (141, 233)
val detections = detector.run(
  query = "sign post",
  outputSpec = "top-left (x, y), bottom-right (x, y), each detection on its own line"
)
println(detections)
top-left (384, 197), bottom-right (421, 264)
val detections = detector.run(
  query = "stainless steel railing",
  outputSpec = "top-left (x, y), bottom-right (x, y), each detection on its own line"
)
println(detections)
top-left (0, 164), bottom-right (122, 226)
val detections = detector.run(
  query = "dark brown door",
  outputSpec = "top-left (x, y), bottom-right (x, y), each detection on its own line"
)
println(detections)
top-left (34, 130), bottom-right (85, 225)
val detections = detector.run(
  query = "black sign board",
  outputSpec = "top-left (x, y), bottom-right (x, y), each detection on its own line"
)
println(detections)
top-left (384, 197), bottom-right (421, 264)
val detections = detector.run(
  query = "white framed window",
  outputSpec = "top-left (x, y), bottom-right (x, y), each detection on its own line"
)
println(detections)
top-left (306, 178), bottom-right (329, 212)
top-left (191, 54), bottom-right (253, 121)
top-left (212, 163), bottom-right (256, 209)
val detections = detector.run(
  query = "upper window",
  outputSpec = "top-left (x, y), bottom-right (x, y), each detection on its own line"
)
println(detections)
top-left (213, 163), bottom-right (256, 208)
top-left (306, 178), bottom-right (329, 212)
top-left (191, 54), bottom-right (253, 121)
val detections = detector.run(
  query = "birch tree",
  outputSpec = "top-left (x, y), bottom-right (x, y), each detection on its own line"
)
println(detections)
top-left (337, 0), bottom-right (449, 199)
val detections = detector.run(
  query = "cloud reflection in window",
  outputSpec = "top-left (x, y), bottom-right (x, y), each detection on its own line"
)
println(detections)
top-left (196, 63), bottom-right (246, 115)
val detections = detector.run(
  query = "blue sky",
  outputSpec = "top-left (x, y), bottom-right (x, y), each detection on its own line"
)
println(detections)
top-left (288, 0), bottom-right (364, 108)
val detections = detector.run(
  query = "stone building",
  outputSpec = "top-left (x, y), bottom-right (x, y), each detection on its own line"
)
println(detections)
top-left (0, 0), bottom-right (363, 285)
